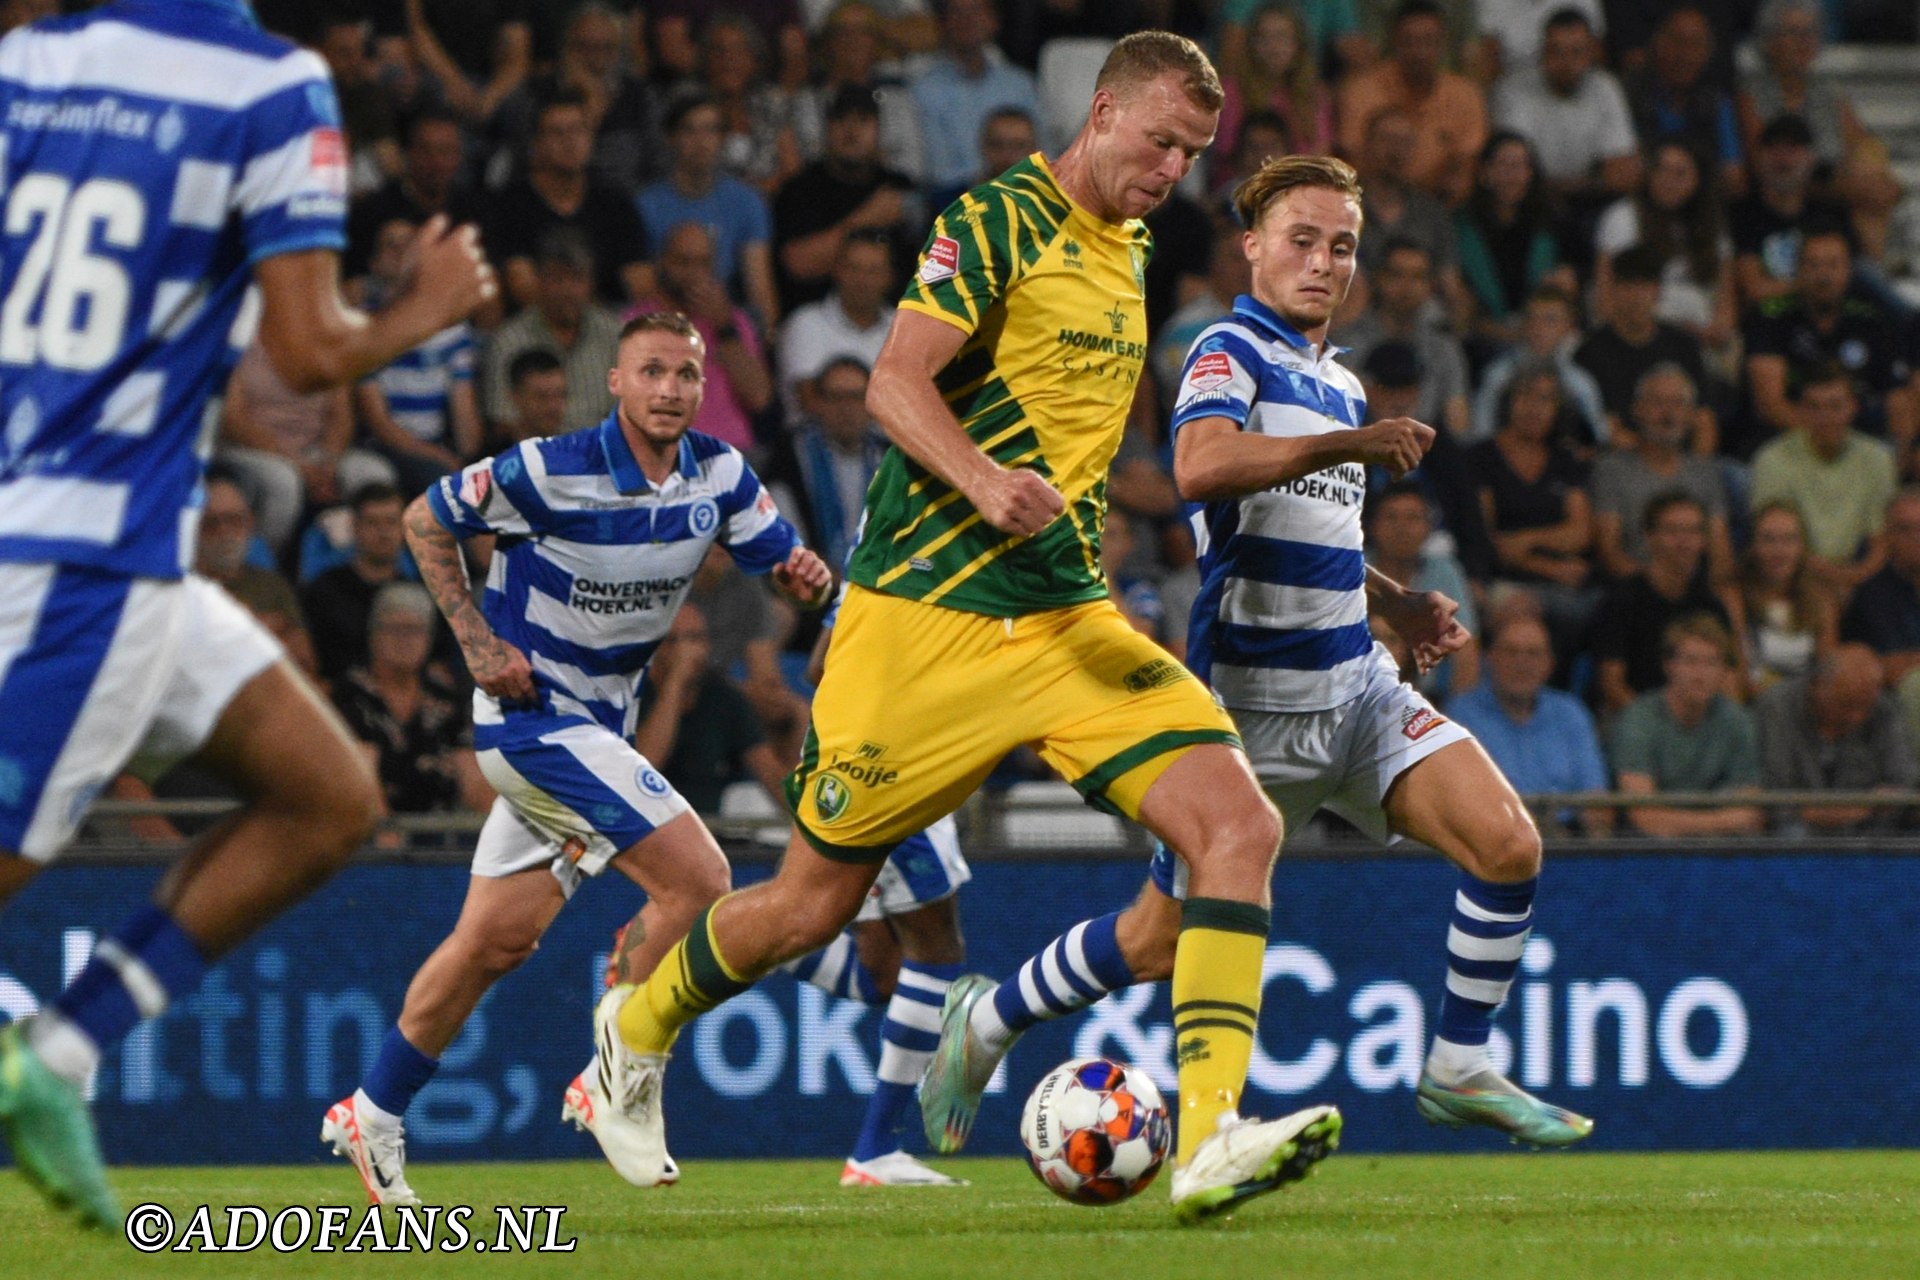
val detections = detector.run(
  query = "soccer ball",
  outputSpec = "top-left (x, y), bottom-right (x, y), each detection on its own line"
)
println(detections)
top-left (1019, 1057), bottom-right (1171, 1205)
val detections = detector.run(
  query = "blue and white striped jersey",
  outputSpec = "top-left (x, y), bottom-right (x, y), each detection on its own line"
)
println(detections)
top-left (1173, 294), bottom-right (1376, 713)
top-left (0, 0), bottom-right (347, 579)
top-left (368, 322), bottom-right (473, 443)
top-left (428, 414), bottom-right (802, 746)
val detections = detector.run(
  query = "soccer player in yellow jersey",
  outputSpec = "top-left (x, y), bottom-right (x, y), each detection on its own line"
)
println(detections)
top-left (591, 32), bottom-right (1342, 1221)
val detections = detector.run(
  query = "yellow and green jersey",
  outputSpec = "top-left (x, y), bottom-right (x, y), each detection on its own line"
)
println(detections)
top-left (846, 154), bottom-right (1152, 617)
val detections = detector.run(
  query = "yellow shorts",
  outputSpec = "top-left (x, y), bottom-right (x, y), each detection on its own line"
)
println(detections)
top-left (787, 586), bottom-right (1240, 861)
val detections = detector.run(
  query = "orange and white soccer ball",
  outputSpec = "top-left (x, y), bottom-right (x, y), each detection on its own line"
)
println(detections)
top-left (1019, 1057), bottom-right (1171, 1205)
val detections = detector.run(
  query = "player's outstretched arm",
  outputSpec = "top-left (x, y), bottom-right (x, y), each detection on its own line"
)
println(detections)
top-left (867, 310), bottom-right (1064, 537)
top-left (402, 493), bottom-right (536, 705)
top-left (1174, 416), bottom-right (1436, 501)
top-left (254, 217), bottom-right (496, 393)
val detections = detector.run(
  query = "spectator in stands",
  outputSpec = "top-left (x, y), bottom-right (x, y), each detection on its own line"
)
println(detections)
top-left (1453, 132), bottom-right (1572, 355)
top-left (315, 15), bottom-right (399, 197)
top-left (1217, 0), bottom-right (1373, 79)
top-left (1729, 113), bottom-right (1854, 310)
top-left (1360, 342), bottom-right (1496, 580)
top-left (794, 1), bottom-right (927, 185)
top-left (1340, 0), bottom-right (1487, 206)
top-left (1621, 7), bottom-right (1742, 193)
top-left (1469, 361), bottom-right (1598, 661)
top-left (1490, 8), bottom-right (1639, 222)
top-left (484, 92), bottom-right (650, 309)
top-left (637, 603), bottom-right (791, 815)
top-left (776, 357), bottom-right (889, 570)
top-left (401, 0), bottom-right (531, 130)
top-left (777, 230), bottom-right (897, 417)
top-left (344, 111), bottom-right (483, 287)
top-left (1744, 227), bottom-right (1916, 461)
top-left (1218, 4), bottom-right (1334, 174)
top-left (1720, 501), bottom-right (1838, 693)
top-left (1748, 369), bottom-right (1898, 595)
top-left (333, 583), bottom-right (489, 823)
top-left (217, 342), bottom-right (395, 555)
top-left (1738, 0), bottom-right (1904, 265)
top-left (911, 0), bottom-right (1038, 209)
top-left (1339, 238), bottom-right (1471, 438)
top-left (696, 13), bottom-right (804, 194)
top-left (303, 483), bottom-right (421, 684)
top-left (1472, 286), bottom-right (1609, 447)
top-left (1153, 234), bottom-right (1249, 419)
top-left (1573, 244), bottom-right (1712, 439)
top-left (1591, 363), bottom-right (1734, 581)
top-left (651, 0), bottom-right (809, 92)
top-left (775, 91), bottom-right (921, 317)
top-left (1593, 142), bottom-right (1736, 355)
top-left (196, 474), bottom-right (304, 624)
top-left (479, 229), bottom-right (620, 435)
top-left (1100, 508), bottom-right (1165, 640)
top-left (1444, 613), bottom-right (1612, 834)
top-left (1604, 0), bottom-right (1748, 90)
top-left (1611, 613), bottom-right (1765, 836)
top-left (686, 546), bottom-right (808, 766)
top-left (1593, 492), bottom-right (1732, 713)
top-left (1214, 109), bottom-right (1290, 210)
top-left (1365, 482), bottom-right (1480, 698)
top-left (1841, 488), bottom-right (1920, 747)
top-left (635, 223), bottom-right (775, 456)
top-left (636, 95), bottom-right (780, 328)
top-left (1142, 178), bottom-right (1217, 341)
top-left (488, 352), bottom-right (566, 451)
top-left (976, 104), bottom-right (1038, 185)
top-left (500, 2), bottom-right (662, 192)
top-left (1473, 0), bottom-right (1604, 87)
top-left (355, 219), bottom-right (482, 496)
top-left (1754, 643), bottom-right (1915, 834)
top-left (1352, 105), bottom-right (1459, 288)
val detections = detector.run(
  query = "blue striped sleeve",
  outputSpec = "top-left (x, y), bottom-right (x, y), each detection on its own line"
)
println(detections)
top-left (238, 51), bottom-right (348, 264)
top-left (1170, 328), bottom-right (1264, 434)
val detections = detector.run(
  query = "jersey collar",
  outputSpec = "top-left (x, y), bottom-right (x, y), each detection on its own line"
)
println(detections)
top-left (136, 0), bottom-right (258, 24)
top-left (1231, 294), bottom-right (1347, 360)
top-left (597, 412), bottom-right (700, 494)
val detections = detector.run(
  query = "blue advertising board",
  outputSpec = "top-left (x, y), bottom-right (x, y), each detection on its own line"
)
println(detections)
top-left (1, 849), bottom-right (1915, 1166)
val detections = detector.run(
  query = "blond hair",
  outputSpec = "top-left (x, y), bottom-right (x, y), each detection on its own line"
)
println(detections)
top-left (1095, 31), bottom-right (1224, 112)
top-left (1233, 153), bottom-right (1363, 229)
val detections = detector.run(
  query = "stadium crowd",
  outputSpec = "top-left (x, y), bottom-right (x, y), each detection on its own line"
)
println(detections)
top-left (47, 0), bottom-right (1920, 838)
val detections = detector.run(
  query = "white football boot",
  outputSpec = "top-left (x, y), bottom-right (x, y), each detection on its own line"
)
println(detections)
top-left (572, 984), bottom-right (673, 1187)
top-left (838, 1151), bottom-right (968, 1187)
top-left (1169, 1105), bottom-right (1341, 1224)
top-left (563, 1061), bottom-right (679, 1185)
top-left (322, 1092), bottom-right (422, 1208)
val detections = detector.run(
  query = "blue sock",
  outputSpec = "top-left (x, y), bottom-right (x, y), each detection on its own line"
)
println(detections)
top-left (51, 905), bottom-right (205, 1055)
top-left (979, 912), bottom-right (1134, 1048)
top-left (855, 960), bottom-right (962, 1162)
top-left (783, 931), bottom-right (882, 1005)
top-left (361, 1027), bottom-right (440, 1121)
top-left (1433, 874), bottom-right (1536, 1065)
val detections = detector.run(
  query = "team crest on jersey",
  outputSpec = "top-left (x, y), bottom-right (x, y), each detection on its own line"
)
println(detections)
top-left (689, 499), bottom-right (719, 535)
top-left (813, 774), bottom-right (851, 823)
top-left (1401, 707), bottom-right (1446, 741)
top-left (1186, 352), bottom-right (1234, 392)
top-left (460, 467), bottom-right (493, 513)
top-left (919, 236), bottom-right (960, 284)
top-left (154, 106), bottom-right (184, 154)
top-left (636, 767), bottom-right (671, 798)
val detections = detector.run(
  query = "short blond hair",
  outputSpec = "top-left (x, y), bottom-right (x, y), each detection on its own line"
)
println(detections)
top-left (1233, 154), bottom-right (1365, 229)
top-left (1095, 31), bottom-right (1224, 113)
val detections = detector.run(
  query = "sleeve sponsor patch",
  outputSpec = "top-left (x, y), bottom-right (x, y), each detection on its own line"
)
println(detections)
top-left (918, 235), bottom-right (960, 284)
top-left (1185, 351), bottom-right (1234, 392)
top-left (308, 127), bottom-right (348, 197)
top-left (460, 465), bottom-right (493, 513)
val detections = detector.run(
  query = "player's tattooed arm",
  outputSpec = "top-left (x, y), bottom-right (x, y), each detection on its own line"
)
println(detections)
top-left (403, 494), bottom-right (538, 705)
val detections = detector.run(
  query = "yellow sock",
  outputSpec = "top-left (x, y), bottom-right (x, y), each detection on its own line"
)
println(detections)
top-left (617, 897), bottom-right (751, 1055)
top-left (1171, 897), bottom-right (1270, 1165)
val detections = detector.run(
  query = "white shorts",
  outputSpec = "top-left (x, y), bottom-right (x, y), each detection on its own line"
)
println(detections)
top-left (854, 813), bottom-right (970, 923)
top-left (0, 565), bottom-right (281, 862)
top-left (472, 718), bottom-right (692, 895)
top-left (1152, 647), bottom-right (1471, 896)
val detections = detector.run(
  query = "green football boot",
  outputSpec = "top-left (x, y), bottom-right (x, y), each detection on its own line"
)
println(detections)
top-left (0, 1021), bottom-right (120, 1231)
top-left (1416, 1068), bottom-right (1594, 1148)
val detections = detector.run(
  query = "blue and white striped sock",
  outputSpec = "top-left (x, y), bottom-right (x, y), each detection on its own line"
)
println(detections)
top-left (969, 913), bottom-right (1134, 1052)
top-left (854, 960), bottom-right (961, 1162)
top-left (33, 906), bottom-right (206, 1087)
top-left (783, 931), bottom-right (882, 1006)
top-left (1428, 874), bottom-right (1535, 1084)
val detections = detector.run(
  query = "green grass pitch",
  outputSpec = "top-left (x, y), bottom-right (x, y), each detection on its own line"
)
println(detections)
top-left (3, 1152), bottom-right (1917, 1278)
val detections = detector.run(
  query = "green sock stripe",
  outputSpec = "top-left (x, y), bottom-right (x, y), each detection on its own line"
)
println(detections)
top-left (1172, 998), bottom-right (1259, 1020)
top-left (683, 909), bottom-right (751, 1005)
top-left (1181, 897), bottom-right (1270, 937)
top-left (1174, 1017), bottom-right (1257, 1036)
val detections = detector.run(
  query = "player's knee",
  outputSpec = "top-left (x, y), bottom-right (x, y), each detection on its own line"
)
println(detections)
top-left (469, 922), bottom-right (543, 978)
top-left (1201, 793), bottom-right (1283, 871)
top-left (1478, 820), bottom-right (1543, 883)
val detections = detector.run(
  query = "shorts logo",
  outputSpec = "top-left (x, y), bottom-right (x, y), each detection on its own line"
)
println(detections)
top-left (561, 836), bottom-right (588, 864)
top-left (831, 757), bottom-right (899, 786)
top-left (689, 499), bottom-right (719, 536)
top-left (1124, 658), bottom-right (1185, 693)
top-left (813, 775), bottom-right (851, 823)
top-left (856, 741), bottom-right (889, 761)
top-left (1401, 707), bottom-right (1446, 741)
top-left (1186, 351), bottom-right (1234, 393)
top-left (919, 236), bottom-right (960, 284)
top-left (636, 767), bottom-right (670, 798)
top-left (460, 466), bottom-right (493, 512)
top-left (592, 804), bottom-right (624, 829)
